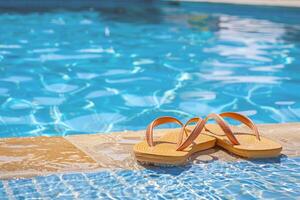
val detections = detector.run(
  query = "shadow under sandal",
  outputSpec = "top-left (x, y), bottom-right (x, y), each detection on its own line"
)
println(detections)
top-left (133, 116), bottom-right (216, 166)
top-left (203, 112), bottom-right (282, 158)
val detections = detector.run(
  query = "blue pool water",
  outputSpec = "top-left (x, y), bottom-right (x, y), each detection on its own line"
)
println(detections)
top-left (0, 157), bottom-right (299, 199)
top-left (0, 1), bottom-right (300, 137)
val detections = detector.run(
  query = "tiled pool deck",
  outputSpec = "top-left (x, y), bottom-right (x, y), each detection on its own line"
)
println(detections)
top-left (0, 123), bottom-right (300, 180)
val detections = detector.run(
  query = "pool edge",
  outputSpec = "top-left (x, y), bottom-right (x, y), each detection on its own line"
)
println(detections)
top-left (1, 122), bottom-right (300, 180)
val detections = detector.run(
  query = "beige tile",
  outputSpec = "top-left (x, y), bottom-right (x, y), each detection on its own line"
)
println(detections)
top-left (0, 136), bottom-right (100, 179)
top-left (65, 134), bottom-right (142, 170)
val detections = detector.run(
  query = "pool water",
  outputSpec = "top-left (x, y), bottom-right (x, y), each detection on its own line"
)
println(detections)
top-left (0, 1), bottom-right (300, 137)
top-left (1, 157), bottom-right (299, 199)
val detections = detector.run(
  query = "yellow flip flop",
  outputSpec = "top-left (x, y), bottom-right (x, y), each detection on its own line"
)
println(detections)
top-left (204, 112), bottom-right (282, 158)
top-left (133, 116), bottom-right (216, 165)
top-left (178, 112), bottom-right (282, 158)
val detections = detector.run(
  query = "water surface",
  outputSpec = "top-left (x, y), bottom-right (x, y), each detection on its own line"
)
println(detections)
top-left (1, 157), bottom-right (299, 199)
top-left (0, 2), bottom-right (300, 137)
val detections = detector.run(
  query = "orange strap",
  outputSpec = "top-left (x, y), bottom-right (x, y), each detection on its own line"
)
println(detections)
top-left (220, 112), bottom-right (260, 140)
top-left (145, 112), bottom-right (259, 149)
top-left (146, 116), bottom-right (184, 147)
top-left (177, 113), bottom-right (240, 151)
top-left (176, 117), bottom-right (201, 147)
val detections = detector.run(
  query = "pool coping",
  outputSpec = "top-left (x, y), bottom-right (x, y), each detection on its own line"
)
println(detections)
top-left (174, 0), bottom-right (300, 8)
top-left (1, 122), bottom-right (300, 180)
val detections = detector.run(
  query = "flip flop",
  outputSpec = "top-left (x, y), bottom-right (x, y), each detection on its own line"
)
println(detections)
top-left (133, 116), bottom-right (216, 165)
top-left (177, 112), bottom-right (282, 158)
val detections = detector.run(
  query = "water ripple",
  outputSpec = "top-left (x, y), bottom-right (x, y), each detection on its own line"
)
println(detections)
top-left (3, 157), bottom-right (299, 199)
top-left (0, 3), bottom-right (299, 137)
